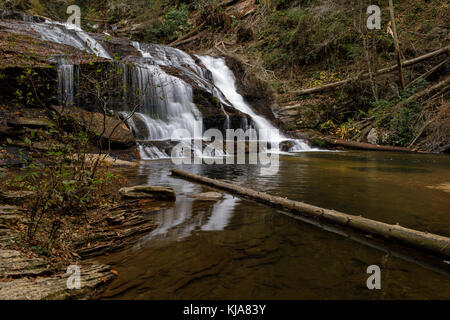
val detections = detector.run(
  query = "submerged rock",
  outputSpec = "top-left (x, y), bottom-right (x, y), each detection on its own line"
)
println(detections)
top-left (119, 185), bottom-right (176, 201)
top-left (192, 192), bottom-right (224, 201)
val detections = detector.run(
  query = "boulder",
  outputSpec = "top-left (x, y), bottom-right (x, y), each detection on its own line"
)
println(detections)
top-left (119, 185), bottom-right (176, 201)
top-left (367, 128), bottom-right (378, 144)
top-left (192, 192), bottom-right (224, 201)
top-left (279, 140), bottom-right (293, 152)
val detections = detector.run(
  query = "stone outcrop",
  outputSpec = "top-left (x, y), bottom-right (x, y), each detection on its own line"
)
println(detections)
top-left (72, 153), bottom-right (138, 167)
top-left (6, 117), bottom-right (50, 129)
top-left (223, 55), bottom-right (277, 124)
top-left (0, 249), bottom-right (48, 279)
top-left (0, 263), bottom-right (115, 300)
top-left (192, 192), bottom-right (224, 201)
top-left (119, 185), bottom-right (176, 201)
top-left (74, 199), bottom-right (169, 259)
top-left (51, 106), bottom-right (136, 149)
top-left (0, 191), bottom-right (33, 205)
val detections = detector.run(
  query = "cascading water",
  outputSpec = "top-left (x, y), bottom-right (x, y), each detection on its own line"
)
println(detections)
top-left (119, 43), bottom-right (207, 158)
top-left (198, 56), bottom-right (313, 152)
top-left (56, 58), bottom-right (74, 106)
top-left (29, 20), bottom-right (111, 111)
top-left (122, 62), bottom-right (202, 141)
top-left (30, 20), bottom-right (112, 59)
top-left (198, 56), bottom-right (285, 143)
top-left (14, 16), bottom-right (315, 158)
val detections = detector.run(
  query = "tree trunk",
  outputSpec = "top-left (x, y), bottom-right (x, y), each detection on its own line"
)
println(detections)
top-left (171, 168), bottom-right (450, 257)
top-left (294, 45), bottom-right (449, 96)
top-left (313, 137), bottom-right (419, 152)
top-left (389, 0), bottom-right (406, 90)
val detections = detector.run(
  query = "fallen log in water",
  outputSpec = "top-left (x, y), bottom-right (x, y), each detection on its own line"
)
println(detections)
top-left (171, 168), bottom-right (450, 258)
top-left (312, 137), bottom-right (418, 153)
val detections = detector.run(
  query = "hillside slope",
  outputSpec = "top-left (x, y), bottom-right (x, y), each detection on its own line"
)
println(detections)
top-left (1, 0), bottom-right (448, 152)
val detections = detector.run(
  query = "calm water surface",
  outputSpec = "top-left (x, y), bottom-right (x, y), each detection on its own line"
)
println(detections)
top-left (97, 151), bottom-right (450, 299)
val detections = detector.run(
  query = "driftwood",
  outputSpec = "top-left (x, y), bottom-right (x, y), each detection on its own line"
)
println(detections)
top-left (171, 168), bottom-right (450, 257)
top-left (295, 45), bottom-right (449, 96)
top-left (171, 30), bottom-right (207, 48)
top-left (313, 137), bottom-right (417, 153)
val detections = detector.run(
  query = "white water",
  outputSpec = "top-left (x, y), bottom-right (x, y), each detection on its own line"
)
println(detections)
top-left (198, 56), bottom-right (313, 152)
top-left (198, 56), bottom-right (284, 142)
top-left (31, 20), bottom-right (112, 59)
top-left (138, 145), bottom-right (170, 160)
top-left (121, 45), bottom-right (203, 143)
top-left (26, 18), bottom-right (314, 157)
top-left (56, 59), bottom-right (74, 106)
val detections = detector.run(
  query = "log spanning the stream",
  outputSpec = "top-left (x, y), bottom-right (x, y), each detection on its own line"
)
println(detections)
top-left (171, 168), bottom-right (450, 258)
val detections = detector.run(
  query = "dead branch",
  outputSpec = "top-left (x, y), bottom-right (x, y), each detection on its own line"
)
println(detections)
top-left (294, 46), bottom-right (449, 96)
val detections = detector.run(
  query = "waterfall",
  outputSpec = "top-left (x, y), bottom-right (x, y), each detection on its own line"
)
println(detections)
top-left (198, 56), bottom-right (313, 152)
top-left (121, 60), bottom-right (203, 141)
top-left (131, 42), bottom-right (232, 132)
top-left (138, 145), bottom-right (170, 160)
top-left (56, 58), bottom-right (74, 106)
top-left (30, 20), bottom-right (112, 59)
top-left (20, 17), bottom-right (315, 158)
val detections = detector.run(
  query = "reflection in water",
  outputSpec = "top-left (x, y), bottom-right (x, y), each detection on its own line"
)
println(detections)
top-left (136, 200), bottom-right (194, 242)
top-left (135, 194), bottom-right (237, 245)
top-left (202, 195), bottom-right (237, 231)
top-left (100, 151), bottom-right (450, 299)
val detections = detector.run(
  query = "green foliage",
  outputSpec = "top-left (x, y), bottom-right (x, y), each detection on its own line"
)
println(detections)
top-left (387, 102), bottom-right (421, 146)
top-left (14, 67), bottom-right (47, 107)
top-left (145, 4), bottom-right (189, 42)
top-left (7, 124), bottom-right (122, 252)
top-left (319, 119), bottom-right (336, 133)
top-left (258, 6), bottom-right (355, 71)
top-left (366, 80), bottom-right (429, 146)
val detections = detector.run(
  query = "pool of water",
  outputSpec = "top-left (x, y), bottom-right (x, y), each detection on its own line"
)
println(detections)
top-left (97, 151), bottom-right (450, 299)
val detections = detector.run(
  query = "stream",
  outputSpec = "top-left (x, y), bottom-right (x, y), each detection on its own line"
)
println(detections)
top-left (97, 151), bottom-right (450, 299)
top-left (2, 14), bottom-right (449, 299)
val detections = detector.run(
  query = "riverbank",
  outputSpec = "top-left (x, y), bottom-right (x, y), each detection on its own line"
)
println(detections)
top-left (0, 105), bottom-right (177, 299)
top-left (0, 166), bottom-right (177, 299)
